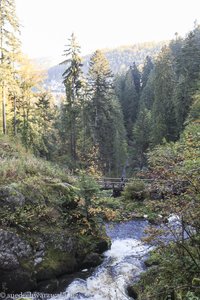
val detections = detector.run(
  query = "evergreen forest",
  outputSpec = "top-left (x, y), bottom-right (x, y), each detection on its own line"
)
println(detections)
top-left (1, 15), bottom-right (200, 176)
top-left (0, 1), bottom-right (200, 299)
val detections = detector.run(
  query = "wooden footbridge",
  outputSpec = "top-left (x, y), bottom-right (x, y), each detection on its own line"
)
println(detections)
top-left (97, 177), bottom-right (128, 190)
top-left (97, 177), bottom-right (129, 197)
top-left (96, 177), bottom-right (189, 197)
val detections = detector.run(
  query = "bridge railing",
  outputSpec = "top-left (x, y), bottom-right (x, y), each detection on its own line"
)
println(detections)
top-left (96, 177), bottom-right (189, 190)
top-left (97, 177), bottom-right (129, 190)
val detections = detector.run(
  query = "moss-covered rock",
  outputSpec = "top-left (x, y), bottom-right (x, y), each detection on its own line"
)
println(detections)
top-left (82, 252), bottom-right (103, 268)
top-left (35, 248), bottom-right (77, 281)
top-left (0, 180), bottom-right (109, 293)
top-left (0, 229), bottom-right (36, 292)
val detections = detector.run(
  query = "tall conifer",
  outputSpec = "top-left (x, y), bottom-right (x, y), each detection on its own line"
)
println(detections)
top-left (61, 33), bottom-right (83, 161)
top-left (0, 0), bottom-right (21, 134)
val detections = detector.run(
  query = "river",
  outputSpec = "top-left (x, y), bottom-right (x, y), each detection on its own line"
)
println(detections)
top-left (50, 220), bottom-right (151, 300)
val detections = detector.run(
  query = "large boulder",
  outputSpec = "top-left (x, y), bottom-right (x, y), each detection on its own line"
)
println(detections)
top-left (0, 229), bottom-right (36, 292)
top-left (0, 228), bottom-right (109, 293)
top-left (0, 229), bottom-right (79, 292)
top-left (0, 229), bottom-right (32, 267)
top-left (82, 252), bottom-right (103, 268)
top-left (35, 235), bottom-right (78, 281)
top-left (0, 186), bottom-right (25, 209)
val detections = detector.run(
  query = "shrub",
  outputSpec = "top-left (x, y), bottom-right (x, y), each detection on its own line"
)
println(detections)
top-left (76, 173), bottom-right (100, 202)
top-left (122, 179), bottom-right (147, 201)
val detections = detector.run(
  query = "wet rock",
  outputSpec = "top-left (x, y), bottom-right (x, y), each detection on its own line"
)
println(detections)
top-left (0, 223), bottom-right (109, 293)
top-left (127, 285), bottom-right (138, 299)
top-left (35, 248), bottom-right (78, 281)
top-left (0, 229), bottom-right (78, 291)
top-left (33, 242), bottom-right (45, 266)
top-left (95, 239), bottom-right (110, 253)
top-left (36, 279), bottom-right (59, 293)
top-left (34, 257), bottom-right (43, 266)
top-left (82, 253), bottom-right (103, 268)
top-left (0, 229), bottom-right (35, 292)
top-left (0, 268), bottom-right (37, 293)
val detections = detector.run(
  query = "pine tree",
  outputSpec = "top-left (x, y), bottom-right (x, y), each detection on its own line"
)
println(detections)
top-left (133, 105), bottom-right (152, 168)
top-left (110, 98), bottom-right (127, 176)
top-left (114, 73), bottom-right (126, 102)
top-left (32, 92), bottom-right (55, 158)
top-left (173, 25), bottom-right (200, 131)
top-left (151, 46), bottom-right (177, 145)
top-left (141, 56), bottom-right (154, 89)
top-left (87, 49), bottom-right (113, 142)
top-left (130, 62), bottom-right (141, 95)
top-left (88, 50), bottom-right (127, 175)
top-left (76, 78), bottom-right (93, 162)
top-left (119, 69), bottom-right (139, 141)
top-left (61, 33), bottom-right (83, 161)
top-left (0, 0), bottom-right (21, 134)
top-left (140, 70), bottom-right (155, 110)
top-left (10, 37), bottom-right (22, 136)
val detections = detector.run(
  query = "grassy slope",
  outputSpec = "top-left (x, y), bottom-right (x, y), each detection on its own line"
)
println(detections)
top-left (0, 136), bottom-right (109, 292)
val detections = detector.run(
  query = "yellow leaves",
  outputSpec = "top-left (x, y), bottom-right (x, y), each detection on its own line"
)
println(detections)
top-left (19, 55), bottom-right (46, 87)
top-left (88, 207), bottom-right (102, 216)
top-left (87, 165), bottom-right (102, 177)
top-left (79, 145), bottom-right (102, 178)
top-left (77, 217), bottom-right (92, 235)
top-left (80, 228), bottom-right (87, 235)
top-left (78, 197), bottom-right (85, 206)
top-left (104, 208), bottom-right (118, 221)
top-left (71, 211), bottom-right (81, 219)
top-left (88, 206), bottom-right (118, 221)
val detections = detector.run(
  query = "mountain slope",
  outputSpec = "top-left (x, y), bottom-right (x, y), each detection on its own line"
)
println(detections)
top-left (44, 40), bottom-right (168, 93)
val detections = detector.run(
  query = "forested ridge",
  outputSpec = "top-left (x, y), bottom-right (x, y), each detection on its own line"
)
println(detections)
top-left (0, 0), bottom-right (200, 298)
top-left (45, 40), bottom-right (167, 93)
top-left (1, 20), bottom-right (199, 176)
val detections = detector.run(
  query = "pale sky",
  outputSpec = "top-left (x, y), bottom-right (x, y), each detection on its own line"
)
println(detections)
top-left (16, 0), bottom-right (200, 60)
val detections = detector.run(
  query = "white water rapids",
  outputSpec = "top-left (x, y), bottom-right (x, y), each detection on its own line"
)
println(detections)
top-left (50, 220), bottom-right (151, 300)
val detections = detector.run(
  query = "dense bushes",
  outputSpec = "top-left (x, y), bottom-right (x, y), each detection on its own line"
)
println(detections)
top-left (130, 117), bottom-right (200, 299)
top-left (122, 179), bottom-right (147, 201)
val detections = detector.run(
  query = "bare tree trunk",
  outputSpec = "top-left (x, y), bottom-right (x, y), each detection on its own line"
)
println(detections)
top-left (71, 112), bottom-right (76, 161)
top-left (2, 83), bottom-right (6, 134)
top-left (71, 82), bottom-right (77, 161)
top-left (94, 105), bottom-right (98, 144)
top-left (0, 2), bottom-right (6, 134)
top-left (14, 95), bottom-right (17, 135)
top-left (72, 119), bottom-right (76, 160)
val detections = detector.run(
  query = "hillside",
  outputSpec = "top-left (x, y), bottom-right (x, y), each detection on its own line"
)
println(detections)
top-left (0, 137), bottom-right (109, 293)
top-left (44, 40), bottom-right (168, 94)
